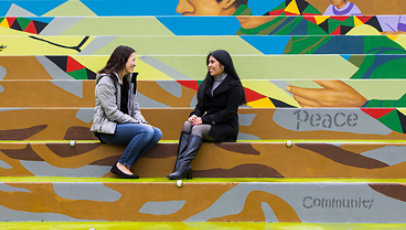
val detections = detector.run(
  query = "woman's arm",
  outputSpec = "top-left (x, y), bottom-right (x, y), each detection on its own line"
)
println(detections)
top-left (96, 80), bottom-right (138, 124)
top-left (201, 86), bottom-right (243, 125)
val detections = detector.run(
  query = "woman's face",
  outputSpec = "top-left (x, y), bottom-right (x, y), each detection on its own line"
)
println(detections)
top-left (208, 55), bottom-right (224, 77)
top-left (124, 52), bottom-right (136, 75)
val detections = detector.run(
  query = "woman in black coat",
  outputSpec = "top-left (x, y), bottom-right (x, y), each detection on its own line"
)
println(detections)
top-left (168, 50), bottom-right (246, 180)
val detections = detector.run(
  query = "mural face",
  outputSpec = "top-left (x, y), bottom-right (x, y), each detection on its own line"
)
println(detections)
top-left (176, 0), bottom-right (238, 16)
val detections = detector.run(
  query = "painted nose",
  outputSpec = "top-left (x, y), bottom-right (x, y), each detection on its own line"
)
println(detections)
top-left (176, 0), bottom-right (194, 14)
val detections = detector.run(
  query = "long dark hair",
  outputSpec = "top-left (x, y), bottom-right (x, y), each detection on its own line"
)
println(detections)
top-left (99, 45), bottom-right (135, 74)
top-left (197, 50), bottom-right (246, 107)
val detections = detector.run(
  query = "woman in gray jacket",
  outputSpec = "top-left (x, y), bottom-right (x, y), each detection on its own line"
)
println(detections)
top-left (90, 45), bottom-right (162, 178)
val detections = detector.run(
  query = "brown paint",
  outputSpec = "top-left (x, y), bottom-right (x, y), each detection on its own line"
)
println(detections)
top-left (296, 143), bottom-right (388, 169)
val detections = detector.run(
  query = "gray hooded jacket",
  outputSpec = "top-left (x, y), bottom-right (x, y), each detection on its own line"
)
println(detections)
top-left (90, 72), bottom-right (147, 135)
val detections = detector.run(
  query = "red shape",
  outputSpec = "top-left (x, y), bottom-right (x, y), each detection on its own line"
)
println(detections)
top-left (66, 56), bottom-right (85, 72)
top-left (284, 11), bottom-right (300, 16)
top-left (303, 16), bottom-right (317, 24)
top-left (356, 16), bottom-right (372, 23)
top-left (302, 13), bottom-right (320, 16)
top-left (330, 16), bottom-right (349, 21)
top-left (268, 9), bottom-right (284, 16)
top-left (244, 87), bottom-right (266, 102)
top-left (330, 26), bottom-right (342, 35)
top-left (6, 17), bottom-right (16, 27)
top-left (361, 108), bottom-right (395, 119)
top-left (176, 80), bottom-right (199, 91)
top-left (23, 21), bottom-right (37, 34)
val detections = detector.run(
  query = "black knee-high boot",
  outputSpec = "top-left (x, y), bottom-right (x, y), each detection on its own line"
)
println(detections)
top-left (172, 131), bottom-right (191, 172)
top-left (168, 135), bottom-right (202, 180)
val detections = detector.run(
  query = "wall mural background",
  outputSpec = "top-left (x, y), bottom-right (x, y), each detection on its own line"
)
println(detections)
top-left (0, 0), bottom-right (406, 223)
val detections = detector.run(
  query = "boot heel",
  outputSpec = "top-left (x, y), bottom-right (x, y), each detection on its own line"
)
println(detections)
top-left (186, 172), bottom-right (193, 179)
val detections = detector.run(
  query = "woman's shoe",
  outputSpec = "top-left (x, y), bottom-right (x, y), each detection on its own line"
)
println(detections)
top-left (111, 164), bottom-right (139, 179)
top-left (167, 162), bottom-right (192, 180)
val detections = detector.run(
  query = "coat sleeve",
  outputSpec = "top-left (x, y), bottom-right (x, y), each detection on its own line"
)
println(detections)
top-left (132, 91), bottom-right (148, 124)
top-left (201, 85), bottom-right (243, 125)
top-left (190, 103), bottom-right (206, 117)
top-left (96, 80), bottom-right (139, 124)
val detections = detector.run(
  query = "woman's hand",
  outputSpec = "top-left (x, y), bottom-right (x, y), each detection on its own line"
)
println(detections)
top-left (286, 80), bottom-right (367, 107)
top-left (192, 117), bottom-right (202, 126)
top-left (188, 115), bottom-right (197, 122)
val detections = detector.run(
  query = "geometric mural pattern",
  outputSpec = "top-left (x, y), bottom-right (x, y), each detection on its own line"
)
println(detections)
top-left (1, 0), bottom-right (406, 224)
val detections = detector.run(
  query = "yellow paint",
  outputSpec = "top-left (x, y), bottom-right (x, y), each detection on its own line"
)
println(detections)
top-left (314, 16), bottom-right (330, 25)
top-left (246, 97), bottom-right (275, 108)
top-left (135, 59), bottom-right (174, 80)
top-left (346, 24), bottom-right (381, 35)
top-left (398, 108), bottom-right (406, 116)
top-left (284, 0), bottom-right (300, 15)
top-left (0, 36), bottom-right (94, 55)
top-left (72, 56), bottom-right (108, 73)
top-left (353, 17), bottom-right (364, 27)
top-left (0, 26), bottom-right (29, 35)
top-left (0, 18), bottom-right (9, 28)
top-left (43, 0), bottom-right (97, 16)
top-left (393, 35), bottom-right (406, 50)
top-left (243, 80), bottom-right (299, 107)
top-left (387, 35), bottom-right (399, 41)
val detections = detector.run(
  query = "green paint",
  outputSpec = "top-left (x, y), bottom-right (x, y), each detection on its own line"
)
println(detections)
top-left (16, 17), bottom-right (31, 30)
top-left (68, 68), bottom-right (88, 80)
top-left (378, 110), bottom-right (403, 133)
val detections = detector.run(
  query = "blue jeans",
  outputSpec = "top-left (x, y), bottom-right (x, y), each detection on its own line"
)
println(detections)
top-left (98, 123), bottom-right (162, 168)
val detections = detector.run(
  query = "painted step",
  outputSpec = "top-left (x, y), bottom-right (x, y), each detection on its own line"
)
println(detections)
top-left (1, 35), bottom-right (406, 56)
top-left (1, 79), bottom-right (405, 108)
top-left (0, 108), bottom-right (405, 141)
top-left (3, 55), bottom-right (406, 80)
top-left (2, 15), bottom-right (405, 36)
top-left (2, 222), bottom-right (406, 230)
top-left (0, 179), bottom-right (406, 223)
top-left (1, 0), bottom-right (406, 17)
top-left (0, 141), bottom-right (405, 178)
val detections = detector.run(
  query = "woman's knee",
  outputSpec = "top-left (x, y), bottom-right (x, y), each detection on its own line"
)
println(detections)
top-left (182, 121), bottom-right (193, 132)
top-left (153, 127), bottom-right (162, 140)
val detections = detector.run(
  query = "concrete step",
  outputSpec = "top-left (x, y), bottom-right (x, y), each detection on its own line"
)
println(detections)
top-left (2, 15), bottom-right (405, 36)
top-left (2, 55), bottom-right (406, 80)
top-left (0, 178), bottom-right (405, 222)
top-left (1, 0), bottom-right (406, 17)
top-left (2, 222), bottom-right (406, 230)
top-left (1, 35), bottom-right (405, 56)
top-left (0, 141), bottom-right (405, 178)
top-left (0, 108), bottom-right (405, 141)
top-left (1, 79), bottom-right (405, 108)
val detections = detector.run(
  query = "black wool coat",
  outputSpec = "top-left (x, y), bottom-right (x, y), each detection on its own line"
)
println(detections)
top-left (191, 75), bottom-right (244, 142)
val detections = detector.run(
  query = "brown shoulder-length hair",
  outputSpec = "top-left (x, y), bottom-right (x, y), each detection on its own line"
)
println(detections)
top-left (98, 45), bottom-right (135, 74)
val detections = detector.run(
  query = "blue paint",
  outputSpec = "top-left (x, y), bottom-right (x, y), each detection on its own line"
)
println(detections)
top-left (240, 36), bottom-right (290, 54)
top-left (81, 0), bottom-right (178, 16)
top-left (0, 1), bottom-right (66, 16)
top-left (157, 16), bottom-right (240, 35)
top-left (248, 0), bottom-right (285, 15)
top-left (314, 36), bottom-right (365, 54)
top-left (340, 55), bottom-right (351, 61)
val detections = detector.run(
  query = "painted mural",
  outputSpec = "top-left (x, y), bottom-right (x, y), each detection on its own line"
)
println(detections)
top-left (1, 0), bottom-right (406, 224)
top-left (1, 181), bottom-right (406, 222)
top-left (1, 141), bottom-right (406, 178)
top-left (0, 1), bottom-right (405, 143)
